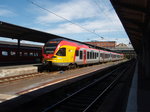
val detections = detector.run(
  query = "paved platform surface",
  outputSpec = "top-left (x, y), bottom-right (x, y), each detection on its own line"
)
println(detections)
top-left (0, 64), bottom-right (41, 78)
top-left (126, 62), bottom-right (150, 112)
top-left (0, 61), bottom-right (126, 103)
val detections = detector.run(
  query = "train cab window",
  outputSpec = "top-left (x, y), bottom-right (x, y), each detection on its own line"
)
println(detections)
top-left (76, 50), bottom-right (79, 56)
top-left (44, 42), bottom-right (59, 54)
top-left (2, 51), bottom-right (8, 56)
top-left (56, 48), bottom-right (66, 56)
top-left (80, 51), bottom-right (83, 59)
top-left (10, 51), bottom-right (16, 56)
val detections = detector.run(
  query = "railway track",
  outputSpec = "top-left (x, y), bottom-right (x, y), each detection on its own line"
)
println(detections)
top-left (0, 72), bottom-right (46, 84)
top-left (0, 61), bottom-right (125, 84)
top-left (42, 61), bottom-right (134, 112)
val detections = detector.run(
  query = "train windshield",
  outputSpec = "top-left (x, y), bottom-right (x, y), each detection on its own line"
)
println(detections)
top-left (44, 43), bottom-right (59, 54)
top-left (44, 38), bottom-right (63, 54)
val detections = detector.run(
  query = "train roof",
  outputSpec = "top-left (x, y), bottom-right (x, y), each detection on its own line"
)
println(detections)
top-left (0, 41), bottom-right (42, 48)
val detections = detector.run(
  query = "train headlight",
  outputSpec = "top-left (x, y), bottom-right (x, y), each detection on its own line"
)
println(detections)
top-left (43, 60), bottom-right (47, 64)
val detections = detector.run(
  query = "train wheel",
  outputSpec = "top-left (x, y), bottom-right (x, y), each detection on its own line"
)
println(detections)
top-left (38, 65), bottom-right (43, 72)
top-left (67, 64), bottom-right (76, 70)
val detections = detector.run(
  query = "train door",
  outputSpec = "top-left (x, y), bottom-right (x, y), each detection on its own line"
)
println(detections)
top-left (66, 46), bottom-right (76, 63)
top-left (83, 50), bottom-right (86, 64)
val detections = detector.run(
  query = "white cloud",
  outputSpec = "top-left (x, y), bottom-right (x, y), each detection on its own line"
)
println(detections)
top-left (27, 0), bottom-right (128, 44)
top-left (30, 0), bottom-right (124, 34)
top-left (34, 0), bottom-right (98, 23)
top-left (44, 23), bottom-right (84, 34)
top-left (0, 5), bottom-right (16, 17)
top-left (0, 9), bottom-right (15, 17)
top-left (43, 19), bottom-right (123, 35)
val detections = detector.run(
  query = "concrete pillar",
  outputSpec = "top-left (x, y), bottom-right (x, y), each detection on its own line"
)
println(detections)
top-left (141, 21), bottom-right (150, 79)
top-left (17, 39), bottom-right (21, 56)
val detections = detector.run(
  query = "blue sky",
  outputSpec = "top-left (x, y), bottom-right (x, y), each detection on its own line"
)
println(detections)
top-left (0, 0), bottom-right (130, 45)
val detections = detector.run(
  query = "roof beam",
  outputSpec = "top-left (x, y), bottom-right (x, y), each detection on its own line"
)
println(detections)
top-left (113, 1), bottom-right (147, 13)
top-left (123, 18), bottom-right (144, 28)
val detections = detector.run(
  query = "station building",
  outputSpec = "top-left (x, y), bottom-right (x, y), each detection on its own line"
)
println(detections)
top-left (85, 41), bottom-right (116, 49)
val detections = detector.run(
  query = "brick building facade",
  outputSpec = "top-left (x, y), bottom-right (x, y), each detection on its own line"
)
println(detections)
top-left (85, 41), bottom-right (116, 48)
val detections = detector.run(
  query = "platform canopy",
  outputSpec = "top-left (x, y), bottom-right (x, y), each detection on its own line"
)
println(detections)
top-left (0, 21), bottom-right (112, 52)
top-left (0, 21), bottom-right (67, 43)
top-left (110, 0), bottom-right (149, 55)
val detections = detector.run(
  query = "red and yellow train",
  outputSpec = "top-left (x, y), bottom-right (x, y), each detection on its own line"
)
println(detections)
top-left (42, 38), bottom-right (124, 69)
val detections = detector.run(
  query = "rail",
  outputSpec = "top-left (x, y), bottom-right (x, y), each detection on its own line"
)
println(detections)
top-left (42, 60), bottom-right (134, 112)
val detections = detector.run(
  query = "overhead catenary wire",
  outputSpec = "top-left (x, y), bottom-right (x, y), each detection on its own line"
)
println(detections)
top-left (27, 0), bottom-right (104, 39)
top-left (93, 0), bottom-right (118, 41)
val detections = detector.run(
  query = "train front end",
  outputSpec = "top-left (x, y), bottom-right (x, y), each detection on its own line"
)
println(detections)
top-left (42, 39), bottom-right (62, 68)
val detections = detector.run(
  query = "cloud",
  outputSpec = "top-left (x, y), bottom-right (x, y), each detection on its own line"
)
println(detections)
top-left (27, 0), bottom-right (128, 43)
top-left (43, 19), bottom-right (123, 35)
top-left (32, 0), bottom-right (98, 23)
top-left (0, 5), bottom-right (16, 17)
top-left (29, 0), bottom-right (124, 33)
top-left (0, 9), bottom-right (15, 17)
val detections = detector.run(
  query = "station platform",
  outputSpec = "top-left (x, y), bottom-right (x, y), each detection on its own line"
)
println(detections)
top-left (0, 64), bottom-right (41, 78)
top-left (126, 62), bottom-right (150, 112)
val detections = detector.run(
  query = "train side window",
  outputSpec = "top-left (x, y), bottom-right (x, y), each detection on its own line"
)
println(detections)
top-left (105, 54), bottom-right (107, 58)
top-left (36, 53), bottom-right (39, 56)
top-left (90, 52), bottom-right (92, 59)
top-left (95, 52), bottom-right (96, 59)
top-left (100, 53), bottom-right (102, 58)
top-left (87, 51), bottom-right (89, 59)
top-left (56, 48), bottom-right (66, 56)
top-left (20, 52), bottom-right (22, 56)
top-left (29, 52), bottom-right (33, 56)
top-left (76, 50), bottom-right (79, 56)
top-left (112, 55), bottom-right (114, 58)
top-left (79, 51), bottom-right (83, 59)
top-left (93, 52), bottom-right (94, 59)
top-left (102, 53), bottom-right (105, 58)
top-left (10, 51), bottom-right (16, 56)
top-left (24, 52), bottom-right (28, 56)
top-left (2, 51), bottom-right (8, 56)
